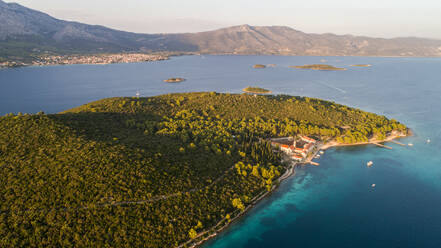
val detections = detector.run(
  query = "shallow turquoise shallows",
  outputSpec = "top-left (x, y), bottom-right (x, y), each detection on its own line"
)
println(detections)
top-left (1, 55), bottom-right (440, 248)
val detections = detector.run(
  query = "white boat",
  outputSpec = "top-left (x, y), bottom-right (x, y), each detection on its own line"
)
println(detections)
top-left (427, 139), bottom-right (431, 143)
top-left (408, 143), bottom-right (414, 146)
top-left (371, 184), bottom-right (376, 188)
top-left (319, 151), bottom-right (325, 155)
top-left (367, 161), bottom-right (373, 167)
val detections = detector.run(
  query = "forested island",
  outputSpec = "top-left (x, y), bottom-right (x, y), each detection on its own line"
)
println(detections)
top-left (291, 64), bottom-right (347, 71)
top-left (164, 78), bottom-right (186, 83)
top-left (0, 92), bottom-right (407, 247)
top-left (242, 86), bottom-right (272, 94)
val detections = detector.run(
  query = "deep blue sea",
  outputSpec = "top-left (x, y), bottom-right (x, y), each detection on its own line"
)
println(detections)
top-left (1, 55), bottom-right (440, 247)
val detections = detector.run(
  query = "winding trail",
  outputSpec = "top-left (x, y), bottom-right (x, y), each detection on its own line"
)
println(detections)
top-left (4, 165), bottom-right (236, 214)
top-left (85, 164), bottom-right (236, 209)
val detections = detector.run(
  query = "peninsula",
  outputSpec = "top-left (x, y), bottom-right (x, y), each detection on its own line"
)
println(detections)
top-left (0, 92), bottom-right (408, 248)
top-left (291, 64), bottom-right (347, 71)
top-left (242, 86), bottom-right (272, 94)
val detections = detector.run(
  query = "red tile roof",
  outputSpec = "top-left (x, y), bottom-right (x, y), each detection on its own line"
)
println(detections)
top-left (302, 136), bottom-right (316, 142)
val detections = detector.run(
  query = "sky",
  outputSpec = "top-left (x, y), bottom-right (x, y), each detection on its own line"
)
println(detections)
top-left (5, 0), bottom-right (441, 39)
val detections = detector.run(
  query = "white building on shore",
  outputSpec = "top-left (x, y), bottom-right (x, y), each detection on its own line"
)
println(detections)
top-left (301, 136), bottom-right (316, 144)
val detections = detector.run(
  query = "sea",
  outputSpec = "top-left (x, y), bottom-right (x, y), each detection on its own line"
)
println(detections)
top-left (1, 55), bottom-right (440, 248)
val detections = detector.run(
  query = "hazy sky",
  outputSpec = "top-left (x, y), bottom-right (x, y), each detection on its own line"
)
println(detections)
top-left (5, 0), bottom-right (441, 39)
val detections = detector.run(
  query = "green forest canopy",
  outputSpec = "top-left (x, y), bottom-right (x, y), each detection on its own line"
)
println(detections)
top-left (0, 92), bottom-right (406, 247)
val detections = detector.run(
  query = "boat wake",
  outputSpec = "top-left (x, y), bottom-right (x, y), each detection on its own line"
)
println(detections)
top-left (315, 81), bottom-right (347, 94)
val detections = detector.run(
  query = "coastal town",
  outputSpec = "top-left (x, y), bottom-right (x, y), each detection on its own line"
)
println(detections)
top-left (0, 53), bottom-right (169, 68)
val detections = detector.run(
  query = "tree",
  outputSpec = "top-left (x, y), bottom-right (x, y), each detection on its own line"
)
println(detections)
top-left (232, 198), bottom-right (245, 211)
top-left (195, 221), bottom-right (203, 230)
top-left (251, 166), bottom-right (260, 177)
top-left (188, 229), bottom-right (197, 239)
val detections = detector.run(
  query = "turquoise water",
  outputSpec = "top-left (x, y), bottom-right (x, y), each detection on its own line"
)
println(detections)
top-left (1, 56), bottom-right (441, 247)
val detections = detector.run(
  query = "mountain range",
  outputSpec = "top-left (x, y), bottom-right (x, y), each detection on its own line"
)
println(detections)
top-left (1, 0), bottom-right (441, 59)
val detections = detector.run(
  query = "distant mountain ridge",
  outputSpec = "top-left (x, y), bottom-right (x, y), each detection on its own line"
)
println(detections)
top-left (182, 24), bottom-right (441, 57)
top-left (1, 0), bottom-right (441, 59)
top-left (0, 0), bottom-right (196, 57)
